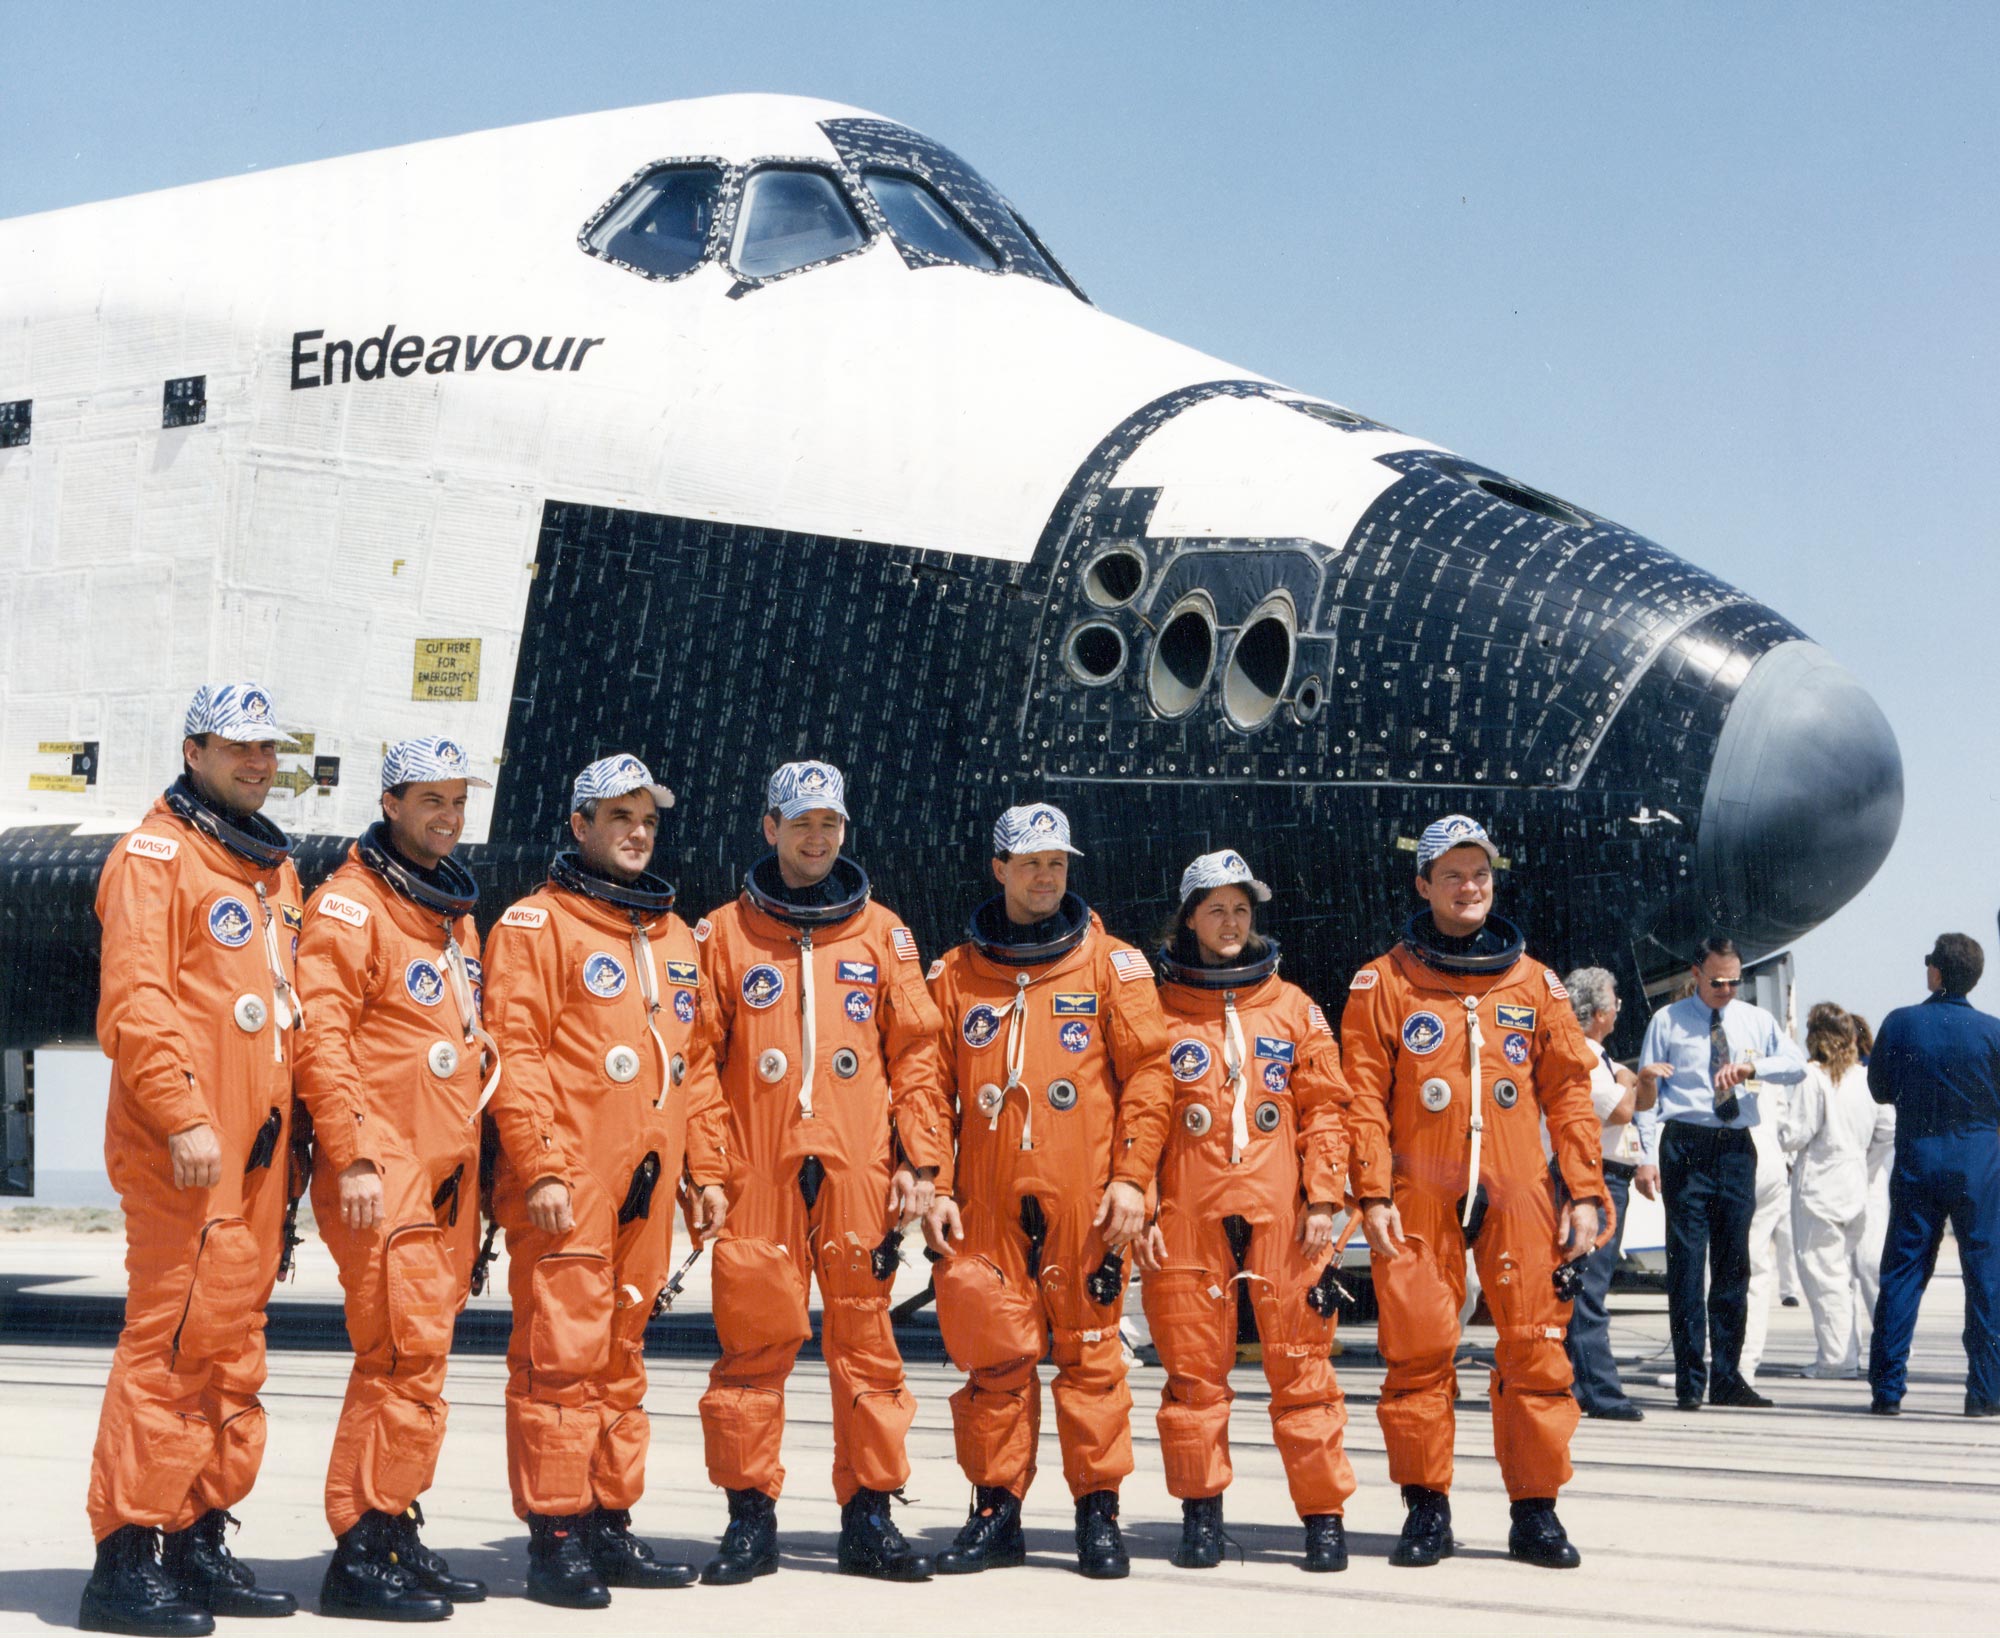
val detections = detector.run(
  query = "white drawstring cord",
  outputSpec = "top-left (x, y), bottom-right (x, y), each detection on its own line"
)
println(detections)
top-left (444, 931), bottom-right (502, 1120)
top-left (1222, 990), bottom-right (1250, 1164)
top-left (1461, 996), bottom-right (1484, 1226)
top-left (630, 921), bottom-right (672, 1110)
top-left (253, 882), bottom-right (302, 1065)
top-left (984, 973), bottom-right (1034, 1150)
top-left (796, 931), bottom-right (817, 1120)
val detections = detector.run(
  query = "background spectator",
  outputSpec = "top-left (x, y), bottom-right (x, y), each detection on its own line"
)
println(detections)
top-left (1866, 934), bottom-right (2000, 1416)
top-left (1635, 937), bottom-right (1806, 1410)
top-left (1778, 1003), bottom-right (1875, 1378)
top-left (1553, 967), bottom-right (1657, 1420)
top-left (1849, 1013), bottom-right (1896, 1353)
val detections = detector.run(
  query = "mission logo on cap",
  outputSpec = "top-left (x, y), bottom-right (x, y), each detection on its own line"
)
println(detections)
top-left (992, 802), bottom-right (1083, 857)
top-left (1415, 814), bottom-right (1499, 870)
top-left (382, 736), bottom-right (493, 790)
top-left (572, 753), bottom-right (675, 812)
top-left (184, 681), bottom-right (288, 742)
top-left (766, 760), bottom-right (848, 820)
top-left (1177, 848), bottom-right (1271, 903)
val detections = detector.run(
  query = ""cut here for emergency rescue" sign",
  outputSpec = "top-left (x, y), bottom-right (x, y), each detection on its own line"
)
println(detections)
top-left (411, 638), bottom-right (481, 702)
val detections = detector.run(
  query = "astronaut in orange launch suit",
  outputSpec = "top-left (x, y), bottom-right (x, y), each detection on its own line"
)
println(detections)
top-left (1341, 815), bottom-right (1607, 1572)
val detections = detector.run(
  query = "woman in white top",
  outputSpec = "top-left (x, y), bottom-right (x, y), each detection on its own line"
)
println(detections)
top-left (1849, 1014), bottom-right (1897, 1345)
top-left (1778, 1003), bottom-right (1880, 1377)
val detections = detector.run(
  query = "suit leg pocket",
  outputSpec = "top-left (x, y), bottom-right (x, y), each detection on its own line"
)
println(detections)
top-left (530, 1252), bottom-right (614, 1380)
top-left (385, 1223), bottom-right (456, 1358)
top-left (935, 1255), bottom-right (1045, 1373)
top-left (710, 1238), bottom-right (811, 1356)
top-left (174, 1217), bottom-right (265, 1364)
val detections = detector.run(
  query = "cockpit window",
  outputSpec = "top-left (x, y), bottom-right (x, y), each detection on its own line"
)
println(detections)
top-left (860, 171), bottom-right (998, 271)
top-left (819, 116), bottom-right (1091, 304)
top-left (730, 167), bottom-right (868, 280)
top-left (583, 163), bottom-right (723, 280)
top-left (1008, 210), bottom-right (1086, 300)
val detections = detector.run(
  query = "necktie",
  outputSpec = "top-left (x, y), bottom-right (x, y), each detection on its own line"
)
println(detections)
top-left (1710, 1007), bottom-right (1739, 1123)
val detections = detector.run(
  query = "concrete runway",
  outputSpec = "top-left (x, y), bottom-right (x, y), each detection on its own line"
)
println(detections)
top-left (1, 1240), bottom-right (1995, 1636)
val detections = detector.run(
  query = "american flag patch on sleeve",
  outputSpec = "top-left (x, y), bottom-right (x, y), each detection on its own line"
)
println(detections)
top-left (1109, 948), bottom-right (1150, 983)
top-left (891, 927), bottom-right (920, 963)
top-left (1308, 1004), bottom-right (1332, 1035)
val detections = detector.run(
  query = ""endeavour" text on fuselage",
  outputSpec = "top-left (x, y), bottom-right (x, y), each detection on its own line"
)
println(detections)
top-left (290, 326), bottom-right (604, 389)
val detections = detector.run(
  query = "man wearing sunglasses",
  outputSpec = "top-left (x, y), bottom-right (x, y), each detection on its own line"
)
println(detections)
top-left (1864, 934), bottom-right (2000, 1417)
top-left (1634, 937), bottom-right (1805, 1411)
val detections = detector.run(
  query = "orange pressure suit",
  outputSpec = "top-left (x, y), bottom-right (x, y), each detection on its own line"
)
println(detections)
top-left (85, 791), bottom-right (304, 1542)
top-left (927, 899), bottom-right (1173, 1499)
top-left (1145, 955), bottom-right (1356, 1518)
top-left (1340, 919), bottom-right (1607, 1500)
top-left (295, 837), bottom-right (490, 1535)
top-left (694, 858), bottom-right (949, 1503)
top-left (482, 860), bottom-right (728, 1520)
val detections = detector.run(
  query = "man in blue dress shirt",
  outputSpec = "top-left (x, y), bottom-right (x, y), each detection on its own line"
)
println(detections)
top-left (1635, 937), bottom-right (1806, 1410)
top-left (1865, 933), bottom-right (2000, 1416)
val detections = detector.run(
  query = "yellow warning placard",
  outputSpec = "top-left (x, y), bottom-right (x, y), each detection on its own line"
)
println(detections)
top-left (36, 741), bottom-right (86, 755)
top-left (412, 638), bottom-right (481, 702)
top-left (29, 773), bottom-right (87, 793)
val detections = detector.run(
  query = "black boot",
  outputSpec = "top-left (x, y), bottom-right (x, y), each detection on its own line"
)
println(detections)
top-left (161, 1510), bottom-right (296, 1618)
top-left (583, 1508), bottom-right (698, 1589)
top-left (387, 1504), bottom-right (486, 1603)
top-left (1389, 1485), bottom-right (1455, 1568)
top-left (837, 1489), bottom-right (934, 1582)
top-left (935, 1487), bottom-right (1026, 1575)
top-left (525, 1514), bottom-right (611, 1610)
top-left (318, 1513), bottom-right (450, 1623)
top-left (1303, 1513), bottom-right (1348, 1573)
top-left (1172, 1496), bottom-right (1224, 1570)
top-left (79, 1526), bottom-right (215, 1637)
top-left (1507, 1498), bottom-right (1581, 1568)
top-left (701, 1489), bottom-right (779, 1586)
top-left (1073, 1491), bottom-right (1129, 1580)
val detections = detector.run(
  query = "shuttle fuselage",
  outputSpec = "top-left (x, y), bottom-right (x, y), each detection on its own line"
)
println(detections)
top-left (0, 94), bottom-right (1902, 1057)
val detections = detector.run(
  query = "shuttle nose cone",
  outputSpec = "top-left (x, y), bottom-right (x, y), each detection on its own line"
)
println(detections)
top-left (1696, 640), bottom-right (1902, 951)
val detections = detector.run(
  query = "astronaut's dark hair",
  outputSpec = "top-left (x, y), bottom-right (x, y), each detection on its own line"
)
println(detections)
top-left (1928, 933), bottom-right (1985, 997)
top-left (1693, 936), bottom-right (1740, 968)
top-left (1156, 887), bottom-right (1271, 967)
top-left (575, 797), bottom-right (602, 822)
top-left (382, 782), bottom-right (411, 803)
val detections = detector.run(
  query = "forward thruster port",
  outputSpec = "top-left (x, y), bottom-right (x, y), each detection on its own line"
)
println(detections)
top-left (1223, 604), bottom-right (1295, 731)
top-left (1148, 598), bottom-right (1216, 718)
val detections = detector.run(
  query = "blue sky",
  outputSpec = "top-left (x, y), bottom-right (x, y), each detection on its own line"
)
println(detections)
top-left (5, 0), bottom-right (1995, 1015)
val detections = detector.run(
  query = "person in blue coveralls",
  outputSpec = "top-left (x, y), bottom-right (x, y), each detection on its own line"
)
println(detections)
top-left (1864, 933), bottom-right (2000, 1416)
